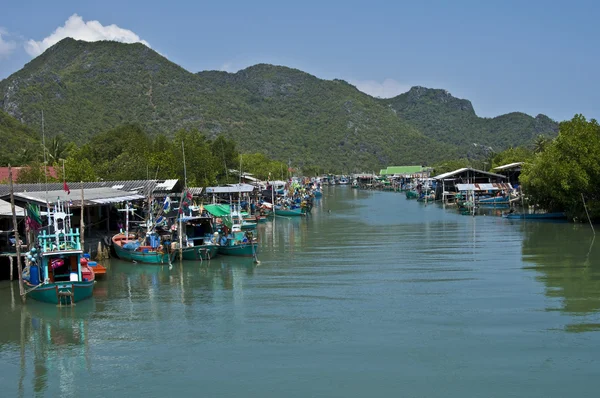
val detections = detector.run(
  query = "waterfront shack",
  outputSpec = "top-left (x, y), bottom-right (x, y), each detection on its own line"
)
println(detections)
top-left (433, 167), bottom-right (507, 203)
top-left (380, 165), bottom-right (431, 191)
top-left (493, 162), bottom-right (523, 187)
top-left (0, 199), bottom-right (26, 280)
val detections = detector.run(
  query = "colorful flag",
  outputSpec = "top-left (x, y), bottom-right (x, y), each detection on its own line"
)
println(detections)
top-left (26, 203), bottom-right (42, 231)
top-left (162, 196), bottom-right (171, 212)
top-left (63, 181), bottom-right (70, 195)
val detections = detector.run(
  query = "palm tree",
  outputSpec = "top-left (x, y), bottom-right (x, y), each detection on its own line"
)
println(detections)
top-left (45, 135), bottom-right (70, 163)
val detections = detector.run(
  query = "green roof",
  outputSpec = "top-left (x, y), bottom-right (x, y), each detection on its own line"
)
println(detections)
top-left (381, 166), bottom-right (424, 175)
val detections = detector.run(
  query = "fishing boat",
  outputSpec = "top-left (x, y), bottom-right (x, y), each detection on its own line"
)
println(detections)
top-left (478, 196), bottom-right (510, 205)
top-left (81, 254), bottom-right (107, 277)
top-left (502, 212), bottom-right (566, 220)
top-left (112, 232), bottom-right (173, 264)
top-left (217, 228), bottom-right (259, 257)
top-left (22, 201), bottom-right (95, 305)
top-left (175, 216), bottom-right (219, 261)
top-left (273, 207), bottom-right (305, 217)
top-left (406, 190), bottom-right (419, 199)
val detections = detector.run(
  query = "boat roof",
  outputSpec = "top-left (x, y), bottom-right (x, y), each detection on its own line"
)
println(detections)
top-left (433, 167), bottom-right (506, 180)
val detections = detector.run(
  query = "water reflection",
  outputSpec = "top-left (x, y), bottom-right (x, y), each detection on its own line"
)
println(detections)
top-left (521, 221), bottom-right (600, 331)
top-left (2, 301), bottom-right (96, 397)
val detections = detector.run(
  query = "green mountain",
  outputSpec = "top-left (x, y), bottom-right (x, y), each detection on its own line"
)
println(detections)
top-left (0, 38), bottom-right (557, 171)
top-left (383, 86), bottom-right (559, 154)
top-left (0, 109), bottom-right (41, 166)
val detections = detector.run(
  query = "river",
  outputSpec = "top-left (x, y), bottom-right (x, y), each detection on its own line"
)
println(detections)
top-left (1, 186), bottom-right (600, 397)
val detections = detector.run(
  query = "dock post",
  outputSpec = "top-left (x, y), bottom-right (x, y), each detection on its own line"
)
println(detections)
top-left (9, 256), bottom-right (13, 281)
top-left (9, 165), bottom-right (26, 303)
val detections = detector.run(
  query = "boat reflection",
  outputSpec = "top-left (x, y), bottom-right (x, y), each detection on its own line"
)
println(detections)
top-left (14, 301), bottom-right (95, 397)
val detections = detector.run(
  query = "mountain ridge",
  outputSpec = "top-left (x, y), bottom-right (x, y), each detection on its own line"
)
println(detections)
top-left (0, 38), bottom-right (558, 170)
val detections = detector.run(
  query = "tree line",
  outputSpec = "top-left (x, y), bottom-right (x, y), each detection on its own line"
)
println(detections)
top-left (12, 124), bottom-right (309, 186)
top-left (432, 115), bottom-right (600, 221)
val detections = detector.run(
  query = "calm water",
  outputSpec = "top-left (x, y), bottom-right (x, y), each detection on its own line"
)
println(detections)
top-left (1, 187), bottom-right (600, 397)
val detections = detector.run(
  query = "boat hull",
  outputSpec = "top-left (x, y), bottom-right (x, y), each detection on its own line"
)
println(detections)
top-left (503, 212), bottom-right (566, 220)
top-left (112, 234), bottom-right (171, 264)
top-left (25, 281), bottom-right (95, 305)
top-left (179, 245), bottom-right (219, 261)
top-left (112, 237), bottom-right (172, 264)
top-left (274, 209), bottom-right (305, 217)
top-left (217, 242), bottom-right (259, 257)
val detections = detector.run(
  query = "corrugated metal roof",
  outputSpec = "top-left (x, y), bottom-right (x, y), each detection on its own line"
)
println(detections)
top-left (456, 183), bottom-right (513, 191)
top-left (14, 188), bottom-right (144, 207)
top-left (0, 179), bottom-right (160, 197)
top-left (155, 179), bottom-right (179, 191)
top-left (187, 187), bottom-right (204, 195)
top-left (205, 184), bottom-right (256, 194)
top-left (493, 162), bottom-right (524, 171)
top-left (0, 179), bottom-right (184, 198)
top-left (433, 167), bottom-right (506, 180)
top-left (0, 199), bottom-right (25, 217)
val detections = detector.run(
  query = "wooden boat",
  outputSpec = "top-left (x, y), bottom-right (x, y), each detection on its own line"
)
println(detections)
top-left (273, 207), bottom-right (305, 217)
top-left (179, 244), bottom-right (219, 260)
top-left (406, 190), bottom-right (419, 199)
top-left (23, 201), bottom-right (95, 305)
top-left (503, 212), bottom-right (566, 220)
top-left (112, 233), bottom-right (173, 264)
top-left (217, 230), bottom-right (259, 257)
top-left (417, 193), bottom-right (435, 202)
top-left (81, 254), bottom-right (107, 277)
top-left (479, 196), bottom-right (510, 205)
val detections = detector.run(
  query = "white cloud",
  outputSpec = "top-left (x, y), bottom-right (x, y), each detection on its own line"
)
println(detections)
top-left (24, 14), bottom-right (150, 57)
top-left (0, 28), bottom-right (17, 58)
top-left (220, 62), bottom-right (234, 72)
top-left (349, 78), bottom-right (411, 98)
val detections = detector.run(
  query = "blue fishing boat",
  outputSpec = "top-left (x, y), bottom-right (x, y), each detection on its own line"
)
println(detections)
top-left (503, 212), bottom-right (567, 220)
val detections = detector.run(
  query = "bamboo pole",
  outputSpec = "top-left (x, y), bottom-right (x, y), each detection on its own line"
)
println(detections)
top-left (80, 182), bottom-right (85, 250)
top-left (581, 193), bottom-right (595, 235)
top-left (9, 165), bottom-right (26, 303)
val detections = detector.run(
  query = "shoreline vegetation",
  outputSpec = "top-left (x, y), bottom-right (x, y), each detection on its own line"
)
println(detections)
top-left (432, 115), bottom-right (600, 222)
top-left (2, 115), bottom-right (598, 222)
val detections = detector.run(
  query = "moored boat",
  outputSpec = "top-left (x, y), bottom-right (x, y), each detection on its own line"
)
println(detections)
top-left (217, 229), bottom-right (259, 257)
top-left (273, 207), bottom-right (305, 217)
top-left (22, 201), bottom-right (95, 305)
top-left (112, 232), bottom-right (173, 264)
top-left (502, 211), bottom-right (566, 220)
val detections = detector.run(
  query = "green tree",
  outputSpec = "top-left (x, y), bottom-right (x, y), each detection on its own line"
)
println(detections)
top-left (16, 161), bottom-right (59, 184)
top-left (520, 115), bottom-right (600, 220)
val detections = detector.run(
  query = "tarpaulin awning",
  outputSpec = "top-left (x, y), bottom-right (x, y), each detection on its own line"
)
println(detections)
top-left (456, 183), bottom-right (513, 191)
top-left (203, 204), bottom-right (231, 217)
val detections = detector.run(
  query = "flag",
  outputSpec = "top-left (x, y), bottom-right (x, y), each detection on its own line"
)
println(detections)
top-left (63, 181), bottom-right (70, 195)
top-left (26, 203), bottom-right (42, 231)
top-left (162, 197), bottom-right (171, 212)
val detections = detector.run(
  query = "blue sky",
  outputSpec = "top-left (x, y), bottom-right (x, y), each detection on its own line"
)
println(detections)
top-left (0, 0), bottom-right (598, 121)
